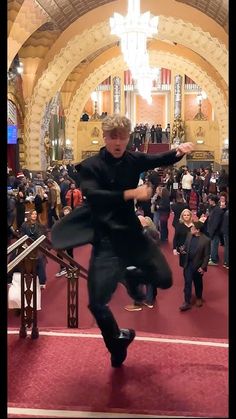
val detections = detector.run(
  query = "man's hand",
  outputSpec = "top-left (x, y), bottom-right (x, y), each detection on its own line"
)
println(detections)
top-left (198, 267), bottom-right (204, 274)
top-left (175, 142), bottom-right (194, 157)
top-left (124, 184), bottom-right (153, 201)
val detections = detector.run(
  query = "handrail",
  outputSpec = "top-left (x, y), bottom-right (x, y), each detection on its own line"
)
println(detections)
top-left (43, 237), bottom-right (88, 275)
top-left (8, 230), bottom-right (88, 332)
top-left (7, 235), bottom-right (29, 255)
top-left (7, 235), bottom-right (46, 273)
top-left (9, 230), bottom-right (88, 279)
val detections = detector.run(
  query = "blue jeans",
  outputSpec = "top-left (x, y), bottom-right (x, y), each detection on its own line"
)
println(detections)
top-left (210, 235), bottom-right (220, 263)
top-left (153, 211), bottom-right (160, 230)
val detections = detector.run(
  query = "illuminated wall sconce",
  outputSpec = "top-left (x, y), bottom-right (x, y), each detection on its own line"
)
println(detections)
top-left (196, 139), bottom-right (204, 144)
top-left (91, 139), bottom-right (99, 144)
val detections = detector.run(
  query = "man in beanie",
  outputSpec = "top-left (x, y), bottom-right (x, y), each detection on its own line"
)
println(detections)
top-left (179, 220), bottom-right (211, 311)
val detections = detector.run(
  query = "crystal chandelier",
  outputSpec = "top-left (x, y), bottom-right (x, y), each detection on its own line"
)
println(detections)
top-left (110, 0), bottom-right (159, 103)
top-left (136, 67), bottom-right (160, 105)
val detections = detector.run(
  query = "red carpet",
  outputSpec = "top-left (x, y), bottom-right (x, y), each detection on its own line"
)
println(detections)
top-left (8, 330), bottom-right (228, 418)
top-left (8, 220), bottom-right (228, 340)
top-left (7, 216), bottom-right (228, 417)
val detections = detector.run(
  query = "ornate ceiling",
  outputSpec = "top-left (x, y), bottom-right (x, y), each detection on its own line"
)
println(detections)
top-left (33, 0), bottom-right (228, 32)
top-left (8, 0), bottom-right (228, 169)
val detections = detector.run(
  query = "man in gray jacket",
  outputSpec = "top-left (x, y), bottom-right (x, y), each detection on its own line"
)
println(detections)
top-left (179, 221), bottom-right (211, 311)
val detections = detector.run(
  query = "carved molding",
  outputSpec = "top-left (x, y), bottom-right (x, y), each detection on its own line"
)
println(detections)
top-left (65, 52), bottom-right (227, 158)
top-left (8, 0), bottom-right (49, 69)
top-left (158, 16), bottom-right (228, 84)
top-left (23, 18), bottom-right (228, 169)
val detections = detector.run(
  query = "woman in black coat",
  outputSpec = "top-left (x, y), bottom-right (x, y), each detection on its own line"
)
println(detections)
top-left (171, 190), bottom-right (189, 229)
top-left (173, 208), bottom-right (194, 267)
top-left (20, 210), bottom-right (48, 288)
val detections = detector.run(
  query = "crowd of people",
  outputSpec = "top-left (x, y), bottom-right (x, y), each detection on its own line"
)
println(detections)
top-left (131, 122), bottom-right (171, 150)
top-left (7, 113), bottom-right (228, 368)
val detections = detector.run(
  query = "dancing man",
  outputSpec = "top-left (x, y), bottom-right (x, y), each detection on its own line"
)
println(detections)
top-left (52, 114), bottom-right (194, 368)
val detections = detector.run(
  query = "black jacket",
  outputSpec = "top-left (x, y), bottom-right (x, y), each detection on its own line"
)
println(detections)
top-left (207, 205), bottom-right (224, 238)
top-left (183, 233), bottom-right (211, 271)
top-left (52, 147), bottom-right (182, 265)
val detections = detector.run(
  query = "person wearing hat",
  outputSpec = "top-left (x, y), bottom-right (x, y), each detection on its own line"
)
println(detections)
top-left (207, 194), bottom-right (224, 266)
top-left (179, 221), bottom-right (211, 311)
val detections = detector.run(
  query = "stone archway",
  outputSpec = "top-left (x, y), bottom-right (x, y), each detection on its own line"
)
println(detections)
top-left (66, 51), bottom-right (227, 159)
top-left (24, 18), bottom-right (227, 169)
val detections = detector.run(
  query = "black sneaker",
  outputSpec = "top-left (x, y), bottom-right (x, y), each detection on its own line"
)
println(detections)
top-left (111, 328), bottom-right (135, 368)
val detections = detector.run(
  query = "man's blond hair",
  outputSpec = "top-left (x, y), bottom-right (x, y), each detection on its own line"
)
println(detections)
top-left (102, 114), bottom-right (131, 133)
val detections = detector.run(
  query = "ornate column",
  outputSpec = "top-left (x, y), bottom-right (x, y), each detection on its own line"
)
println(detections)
top-left (111, 72), bottom-right (125, 114)
top-left (171, 73), bottom-right (186, 166)
top-left (174, 74), bottom-right (183, 118)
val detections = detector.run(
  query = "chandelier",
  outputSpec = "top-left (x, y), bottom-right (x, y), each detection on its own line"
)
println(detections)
top-left (110, 0), bottom-right (159, 103)
top-left (136, 67), bottom-right (160, 105)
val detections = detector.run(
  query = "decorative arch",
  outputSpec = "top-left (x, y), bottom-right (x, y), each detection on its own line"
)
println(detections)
top-left (66, 52), bottom-right (227, 159)
top-left (8, 0), bottom-right (49, 69)
top-left (24, 18), bottom-right (228, 169)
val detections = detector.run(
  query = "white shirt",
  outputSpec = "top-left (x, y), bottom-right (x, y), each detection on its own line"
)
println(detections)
top-left (181, 173), bottom-right (193, 190)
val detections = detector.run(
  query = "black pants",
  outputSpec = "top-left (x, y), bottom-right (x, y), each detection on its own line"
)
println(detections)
top-left (47, 207), bottom-right (59, 228)
top-left (58, 248), bottom-right (74, 270)
top-left (88, 237), bottom-right (172, 353)
top-left (183, 263), bottom-right (203, 303)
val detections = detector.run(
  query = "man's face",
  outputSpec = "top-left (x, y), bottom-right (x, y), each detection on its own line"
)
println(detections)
top-left (191, 225), bottom-right (199, 236)
top-left (103, 128), bottom-right (130, 158)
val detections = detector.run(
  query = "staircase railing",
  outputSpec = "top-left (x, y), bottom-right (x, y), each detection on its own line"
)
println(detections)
top-left (8, 232), bottom-right (88, 338)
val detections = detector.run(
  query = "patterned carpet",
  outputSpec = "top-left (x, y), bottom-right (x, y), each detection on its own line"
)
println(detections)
top-left (8, 330), bottom-right (228, 418)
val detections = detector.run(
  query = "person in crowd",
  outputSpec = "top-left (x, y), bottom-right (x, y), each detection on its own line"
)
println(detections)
top-left (65, 182), bottom-right (83, 209)
top-left (55, 206), bottom-right (74, 278)
top-left (15, 184), bottom-right (26, 231)
top-left (147, 168), bottom-right (161, 190)
top-left (217, 169), bottom-right (228, 193)
top-left (181, 166), bottom-right (193, 205)
top-left (46, 179), bottom-right (59, 229)
top-left (171, 191), bottom-right (189, 231)
top-left (151, 185), bottom-right (163, 231)
top-left (34, 185), bottom-right (47, 224)
top-left (20, 210), bottom-right (48, 289)
top-left (178, 221), bottom-right (211, 311)
top-left (150, 125), bottom-right (156, 143)
top-left (58, 176), bottom-right (70, 208)
top-left (192, 171), bottom-right (203, 206)
top-left (7, 191), bottom-right (16, 245)
top-left (173, 208), bottom-right (194, 268)
top-left (52, 113), bottom-right (194, 368)
top-left (219, 192), bottom-right (228, 246)
top-left (203, 167), bottom-right (211, 195)
top-left (156, 124), bottom-right (162, 143)
top-left (208, 172), bottom-right (218, 195)
top-left (124, 215), bottom-right (160, 312)
top-left (221, 209), bottom-right (229, 269)
top-left (164, 170), bottom-right (174, 201)
top-left (157, 187), bottom-right (171, 242)
top-left (207, 194), bottom-right (224, 266)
